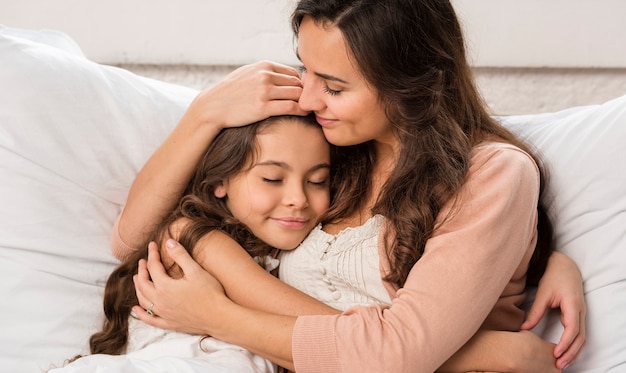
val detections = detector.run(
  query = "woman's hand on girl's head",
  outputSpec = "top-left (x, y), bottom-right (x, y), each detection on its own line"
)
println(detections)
top-left (187, 61), bottom-right (310, 132)
top-left (133, 240), bottom-right (229, 335)
top-left (521, 252), bottom-right (586, 370)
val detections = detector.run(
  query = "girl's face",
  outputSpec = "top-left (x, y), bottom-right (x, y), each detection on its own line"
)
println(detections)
top-left (297, 17), bottom-right (395, 149)
top-left (214, 119), bottom-right (331, 250)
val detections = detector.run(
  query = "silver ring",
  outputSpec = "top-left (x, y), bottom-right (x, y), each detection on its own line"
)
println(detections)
top-left (147, 303), bottom-right (155, 317)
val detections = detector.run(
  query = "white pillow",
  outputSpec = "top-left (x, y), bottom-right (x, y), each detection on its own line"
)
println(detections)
top-left (0, 26), bottom-right (197, 372)
top-left (502, 96), bottom-right (626, 372)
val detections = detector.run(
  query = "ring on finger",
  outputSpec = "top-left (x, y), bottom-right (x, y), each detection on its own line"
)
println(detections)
top-left (147, 303), bottom-right (155, 317)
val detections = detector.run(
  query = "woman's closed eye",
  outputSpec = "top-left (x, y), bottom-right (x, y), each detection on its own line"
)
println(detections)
top-left (299, 65), bottom-right (342, 96)
top-left (322, 85), bottom-right (341, 96)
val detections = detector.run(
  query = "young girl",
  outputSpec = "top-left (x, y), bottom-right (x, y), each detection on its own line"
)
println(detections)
top-left (57, 114), bottom-right (335, 372)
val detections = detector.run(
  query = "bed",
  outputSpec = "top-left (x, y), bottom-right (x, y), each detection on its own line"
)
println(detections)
top-left (1, 25), bottom-right (625, 373)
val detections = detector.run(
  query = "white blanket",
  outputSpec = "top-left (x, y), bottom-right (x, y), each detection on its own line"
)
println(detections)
top-left (49, 319), bottom-right (275, 373)
top-left (49, 340), bottom-right (275, 373)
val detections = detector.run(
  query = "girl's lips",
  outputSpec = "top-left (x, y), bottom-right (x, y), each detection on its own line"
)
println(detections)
top-left (273, 217), bottom-right (309, 229)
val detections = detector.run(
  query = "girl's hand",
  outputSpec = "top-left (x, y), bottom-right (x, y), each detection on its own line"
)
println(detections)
top-left (186, 60), bottom-right (309, 131)
top-left (133, 240), bottom-right (228, 335)
top-left (521, 252), bottom-right (586, 370)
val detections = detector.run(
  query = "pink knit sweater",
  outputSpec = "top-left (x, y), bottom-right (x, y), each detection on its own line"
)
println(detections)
top-left (291, 142), bottom-right (539, 372)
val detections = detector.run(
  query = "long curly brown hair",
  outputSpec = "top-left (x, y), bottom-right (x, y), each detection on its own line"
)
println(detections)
top-left (88, 114), bottom-right (321, 356)
top-left (293, 0), bottom-right (553, 287)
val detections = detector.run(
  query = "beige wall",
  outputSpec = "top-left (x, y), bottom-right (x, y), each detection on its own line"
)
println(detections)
top-left (3, 0), bottom-right (626, 114)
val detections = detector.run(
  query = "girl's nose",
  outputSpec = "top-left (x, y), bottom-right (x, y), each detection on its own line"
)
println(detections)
top-left (285, 184), bottom-right (309, 209)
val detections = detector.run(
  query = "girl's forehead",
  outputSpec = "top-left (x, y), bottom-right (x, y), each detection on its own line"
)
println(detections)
top-left (255, 123), bottom-right (328, 159)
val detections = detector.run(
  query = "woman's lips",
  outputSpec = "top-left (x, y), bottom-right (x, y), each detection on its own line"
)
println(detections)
top-left (315, 115), bottom-right (338, 127)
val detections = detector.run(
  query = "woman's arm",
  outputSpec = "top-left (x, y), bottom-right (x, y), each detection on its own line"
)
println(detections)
top-left (135, 242), bottom-right (563, 373)
top-left (521, 251), bottom-right (586, 369)
top-left (437, 330), bottom-right (560, 373)
top-left (118, 61), bottom-right (306, 249)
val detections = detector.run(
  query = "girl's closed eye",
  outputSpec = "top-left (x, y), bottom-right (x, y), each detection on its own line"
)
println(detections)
top-left (308, 178), bottom-right (329, 187)
top-left (262, 177), bottom-right (283, 184)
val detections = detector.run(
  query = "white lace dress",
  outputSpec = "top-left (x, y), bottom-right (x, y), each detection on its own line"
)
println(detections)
top-left (279, 214), bottom-right (392, 311)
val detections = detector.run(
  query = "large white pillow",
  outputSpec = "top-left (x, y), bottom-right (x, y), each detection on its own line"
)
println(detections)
top-left (502, 96), bottom-right (626, 372)
top-left (0, 26), bottom-right (197, 372)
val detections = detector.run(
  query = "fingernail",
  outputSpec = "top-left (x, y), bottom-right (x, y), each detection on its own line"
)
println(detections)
top-left (130, 310), bottom-right (138, 319)
top-left (166, 239), bottom-right (176, 248)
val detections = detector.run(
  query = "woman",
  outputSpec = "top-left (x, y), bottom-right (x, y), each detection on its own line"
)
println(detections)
top-left (126, 1), bottom-right (585, 371)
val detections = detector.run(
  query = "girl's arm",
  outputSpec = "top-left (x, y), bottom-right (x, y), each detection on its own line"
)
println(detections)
top-left (160, 222), bottom-right (338, 317)
top-left (117, 61), bottom-right (306, 250)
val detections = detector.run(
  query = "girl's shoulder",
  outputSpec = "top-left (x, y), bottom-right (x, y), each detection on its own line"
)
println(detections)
top-left (169, 217), bottom-right (243, 255)
top-left (170, 217), bottom-right (233, 242)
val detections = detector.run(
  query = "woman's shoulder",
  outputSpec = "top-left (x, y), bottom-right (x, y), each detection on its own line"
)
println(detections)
top-left (471, 140), bottom-right (539, 176)
top-left (467, 140), bottom-right (541, 196)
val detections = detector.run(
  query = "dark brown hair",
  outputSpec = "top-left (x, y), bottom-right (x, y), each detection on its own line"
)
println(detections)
top-left (293, 0), bottom-right (553, 287)
top-left (88, 114), bottom-right (321, 356)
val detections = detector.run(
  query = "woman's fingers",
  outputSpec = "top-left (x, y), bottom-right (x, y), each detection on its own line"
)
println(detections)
top-left (163, 239), bottom-right (203, 277)
top-left (554, 302), bottom-right (586, 370)
top-left (191, 60), bottom-right (308, 129)
top-left (266, 60), bottom-right (302, 79)
top-left (133, 240), bottom-right (213, 335)
top-left (133, 242), bottom-right (165, 311)
top-left (133, 260), bottom-right (153, 311)
top-left (520, 292), bottom-right (549, 331)
top-left (145, 241), bottom-right (169, 281)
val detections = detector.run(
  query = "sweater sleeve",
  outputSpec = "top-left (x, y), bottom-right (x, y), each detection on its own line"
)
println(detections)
top-left (110, 210), bottom-right (138, 260)
top-left (292, 143), bottom-right (540, 373)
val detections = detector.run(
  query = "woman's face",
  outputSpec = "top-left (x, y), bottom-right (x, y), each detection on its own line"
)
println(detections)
top-left (214, 119), bottom-right (331, 250)
top-left (297, 16), bottom-right (394, 148)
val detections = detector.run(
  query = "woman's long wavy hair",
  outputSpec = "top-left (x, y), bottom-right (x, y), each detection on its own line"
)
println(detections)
top-left (88, 114), bottom-right (320, 356)
top-left (293, 0), bottom-right (553, 287)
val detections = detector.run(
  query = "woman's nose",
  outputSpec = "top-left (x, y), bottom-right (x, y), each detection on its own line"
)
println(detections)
top-left (298, 75), bottom-right (324, 112)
